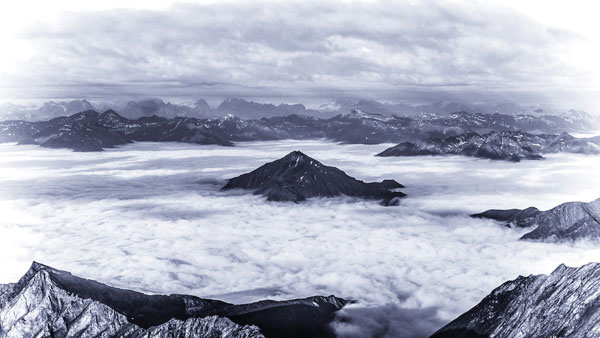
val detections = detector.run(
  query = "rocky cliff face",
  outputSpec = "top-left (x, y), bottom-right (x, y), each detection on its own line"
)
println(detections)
top-left (431, 262), bottom-right (600, 338)
top-left (222, 151), bottom-right (406, 205)
top-left (0, 262), bottom-right (347, 338)
top-left (377, 131), bottom-right (600, 161)
top-left (473, 198), bottom-right (600, 241)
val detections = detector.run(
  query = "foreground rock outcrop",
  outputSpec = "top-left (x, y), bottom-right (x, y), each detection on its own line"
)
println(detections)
top-left (472, 198), bottom-right (600, 241)
top-left (377, 131), bottom-right (600, 162)
top-left (222, 151), bottom-right (406, 205)
top-left (431, 262), bottom-right (600, 338)
top-left (0, 262), bottom-right (347, 338)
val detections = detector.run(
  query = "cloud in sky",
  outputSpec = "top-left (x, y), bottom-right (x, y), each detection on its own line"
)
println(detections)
top-left (0, 0), bottom-right (599, 109)
top-left (2, 140), bottom-right (600, 336)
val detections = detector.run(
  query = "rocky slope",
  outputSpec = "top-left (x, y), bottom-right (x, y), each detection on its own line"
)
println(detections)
top-left (431, 262), bottom-right (600, 338)
top-left (222, 151), bottom-right (406, 205)
top-left (0, 262), bottom-right (347, 338)
top-left (472, 198), bottom-right (600, 241)
top-left (377, 131), bottom-right (600, 161)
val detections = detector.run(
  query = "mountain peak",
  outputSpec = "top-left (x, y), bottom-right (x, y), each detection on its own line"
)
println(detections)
top-left (101, 109), bottom-right (119, 115)
top-left (69, 109), bottom-right (100, 121)
top-left (18, 261), bottom-right (51, 284)
top-left (193, 98), bottom-right (211, 110)
top-left (281, 150), bottom-right (311, 163)
top-left (222, 151), bottom-right (405, 205)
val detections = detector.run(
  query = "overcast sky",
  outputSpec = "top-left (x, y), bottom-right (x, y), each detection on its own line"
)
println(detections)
top-left (1, 0), bottom-right (599, 110)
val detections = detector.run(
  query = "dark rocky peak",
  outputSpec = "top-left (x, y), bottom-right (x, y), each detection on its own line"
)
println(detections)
top-left (280, 150), bottom-right (320, 167)
top-left (217, 114), bottom-right (248, 130)
top-left (431, 262), bottom-right (600, 338)
top-left (100, 109), bottom-right (126, 119)
top-left (69, 109), bottom-right (100, 122)
top-left (222, 151), bottom-right (406, 205)
top-left (98, 109), bottom-right (130, 126)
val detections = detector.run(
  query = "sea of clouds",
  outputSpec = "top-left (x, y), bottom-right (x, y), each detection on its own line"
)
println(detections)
top-left (2, 140), bottom-right (600, 337)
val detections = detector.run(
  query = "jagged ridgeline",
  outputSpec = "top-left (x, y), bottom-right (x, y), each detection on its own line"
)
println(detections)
top-left (431, 262), bottom-right (600, 338)
top-left (472, 198), bottom-right (600, 241)
top-left (222, 151), bottom-right (406, 205)
top-left (377, 131), bottom-right (600, 162)
top-left (0, 262), bottom-right (348, 338)
top-left (2, 109), bottom-right (600, 152)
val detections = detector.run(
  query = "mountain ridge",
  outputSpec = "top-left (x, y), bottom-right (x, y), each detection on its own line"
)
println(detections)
top-left (2, 98), bottom-right (599, 123)
top-left (2, 108), bottom-right (600, 152)
top-left (431, 262), bottom-right (600, 338)
top-left (377, 131), bottom-right (600, 161)
top-left (0, 262), bottom-right (348, 338)
top-left (472, 198), bottom-right (600, 241)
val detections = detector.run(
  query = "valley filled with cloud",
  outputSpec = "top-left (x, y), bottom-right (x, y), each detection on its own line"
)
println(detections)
top-left (1, 140), bottom-right (600, 337)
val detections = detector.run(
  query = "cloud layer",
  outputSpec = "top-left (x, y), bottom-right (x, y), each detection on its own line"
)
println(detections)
top-left (2, 140), bottom-right (600, 337)
top-left (1, 0), bottom-right (595, 107)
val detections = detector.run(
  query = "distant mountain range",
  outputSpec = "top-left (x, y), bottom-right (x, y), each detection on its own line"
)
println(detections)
top-left (431, 262), bottom-right (600, 338)
top-left (0, 98), bottom-right (327, 121)
top-left (222, 151), bottom-right (406, 205)
top-left (0, 262), bottom-right (347, 338)
top-left (323, 99), bottom-right (565, 117)
top-left (2, 109), bottom-right (600, 152)
top-left (473, 198), bottom-right (600, 241)
top-left (1, 98), bottom-right (598, 122)
top-left (377, 131), bottom-right (600, 162)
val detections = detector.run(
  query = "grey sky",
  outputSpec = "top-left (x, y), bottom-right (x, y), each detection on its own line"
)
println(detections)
top-left (0, 1), bottom-right (598, 109)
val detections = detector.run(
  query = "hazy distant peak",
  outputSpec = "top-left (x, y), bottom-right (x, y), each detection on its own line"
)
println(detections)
top-left (193, 98), bottom-right (211, 110)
